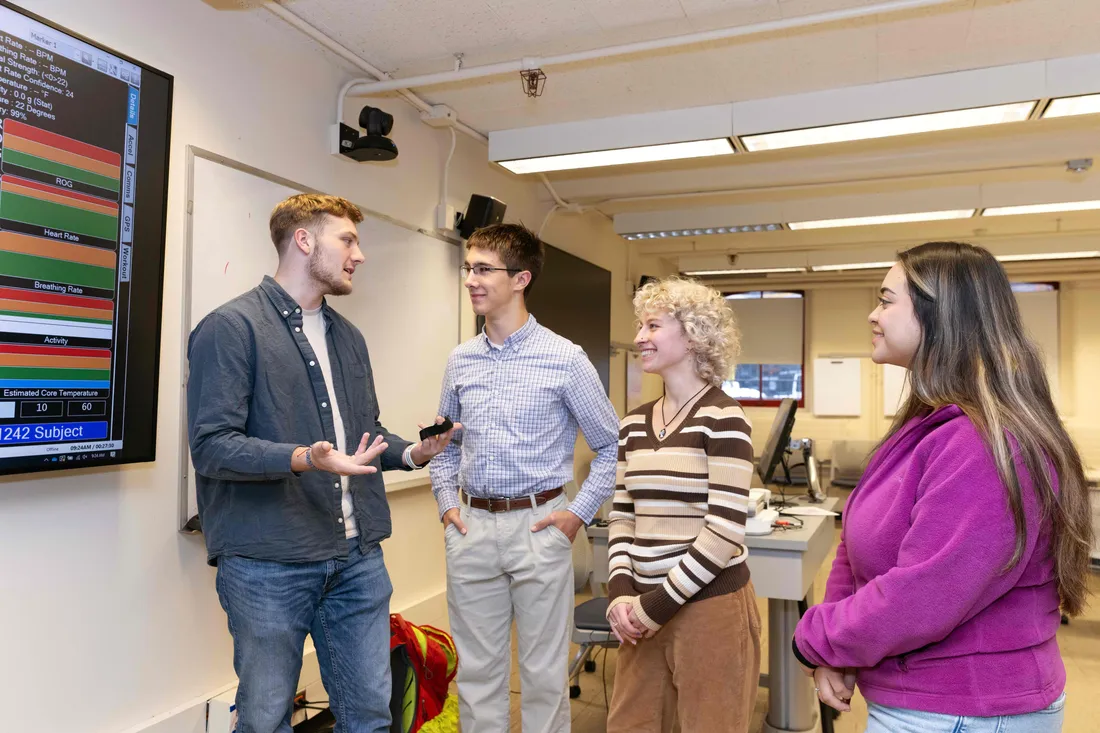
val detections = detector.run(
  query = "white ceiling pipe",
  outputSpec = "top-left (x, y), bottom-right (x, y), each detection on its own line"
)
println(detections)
top-left (342, 0), bottom-right (959, 97)
top-left (264, 1), bottom-right (488, 144)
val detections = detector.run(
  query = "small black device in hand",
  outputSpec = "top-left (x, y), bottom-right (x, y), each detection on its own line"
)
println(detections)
top-left (419, 417), bottom-right (454, 442)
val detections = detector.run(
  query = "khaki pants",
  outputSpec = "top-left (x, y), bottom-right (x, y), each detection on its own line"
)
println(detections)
top-left (607, 582), bottom-right (762, 733)
top-left (445, 493), bottom-right (574, 733)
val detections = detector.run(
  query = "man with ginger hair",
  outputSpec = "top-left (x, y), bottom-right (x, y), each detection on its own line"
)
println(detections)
top-left (187, 194), bottom-right (457, 733)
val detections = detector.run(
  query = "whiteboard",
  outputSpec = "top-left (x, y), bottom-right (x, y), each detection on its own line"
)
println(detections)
top-left (178, 150), bottom-right (461, 529)
top-left (812, 358), bottom-right (862, 417)
top-left (882, 364), bottom-right (911, 417)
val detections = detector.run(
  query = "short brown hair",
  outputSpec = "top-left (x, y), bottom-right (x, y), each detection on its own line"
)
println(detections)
top-left (269, 194), bottom-right (363, 256)
top-left (465, 223), bottom-right (544, 296)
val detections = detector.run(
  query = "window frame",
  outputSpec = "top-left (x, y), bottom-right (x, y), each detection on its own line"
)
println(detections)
top-left (722, 290), bottom-right (806, 408)
top-left (1009, 281), bottom-right (1059, 293)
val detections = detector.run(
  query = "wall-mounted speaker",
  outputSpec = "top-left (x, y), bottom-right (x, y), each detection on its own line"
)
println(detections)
top-left (458, 195), bottom-right (507, 239)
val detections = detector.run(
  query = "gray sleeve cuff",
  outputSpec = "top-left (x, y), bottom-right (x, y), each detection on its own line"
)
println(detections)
top-left (263, 443), bottom-right (300, 477)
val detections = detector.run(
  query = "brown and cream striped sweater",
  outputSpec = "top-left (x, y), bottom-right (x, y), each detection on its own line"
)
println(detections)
top-left (607, 386), bottom-right (754, 631)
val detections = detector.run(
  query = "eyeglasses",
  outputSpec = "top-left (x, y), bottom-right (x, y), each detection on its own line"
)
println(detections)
top-left (460, 264), bottom-right (522, 278)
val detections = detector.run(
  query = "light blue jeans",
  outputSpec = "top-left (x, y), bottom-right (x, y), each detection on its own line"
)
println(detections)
top-left (866, 693), bottom-right (1066, 733)
top-left (215, 539), bottom-right (393, 733)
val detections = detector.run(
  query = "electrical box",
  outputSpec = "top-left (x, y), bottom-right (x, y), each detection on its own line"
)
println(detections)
top-left (420, 104), bottom-right (458, 128)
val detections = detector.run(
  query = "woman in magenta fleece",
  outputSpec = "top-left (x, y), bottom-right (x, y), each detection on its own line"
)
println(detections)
top-left (792, 242), bottom-right (1093, 733)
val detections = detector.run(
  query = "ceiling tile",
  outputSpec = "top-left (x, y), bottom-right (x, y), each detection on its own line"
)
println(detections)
top-left (586, 0), bottom-right (687, 30)
top-left (874, 2), bottom-right (973, 81)
top-left (683, 1), bottom-right (783, 32)
top-left (486, 0), bottom-right (601, 42)
top-left (778, 0), bottom-right (874, 19)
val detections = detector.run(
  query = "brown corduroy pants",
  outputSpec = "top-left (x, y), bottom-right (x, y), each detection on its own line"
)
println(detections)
top-left (606, 581), bottom-right (762, 733)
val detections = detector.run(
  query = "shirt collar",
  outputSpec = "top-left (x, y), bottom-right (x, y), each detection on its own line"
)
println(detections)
top-left (479, 314), bottom-right (537, 352)
top-left (259, 275), bottom-right (331, 320)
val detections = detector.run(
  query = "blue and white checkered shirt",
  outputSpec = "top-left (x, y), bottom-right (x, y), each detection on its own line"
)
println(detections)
top-left (430, 315), bottom-right (620, 524)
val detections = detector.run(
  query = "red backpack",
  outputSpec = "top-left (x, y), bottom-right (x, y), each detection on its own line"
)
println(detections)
top-left (389, 613), bottom-right (458, 732)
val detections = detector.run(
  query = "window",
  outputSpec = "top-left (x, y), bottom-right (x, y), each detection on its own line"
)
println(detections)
top-left (1010, 282), bottom-right (1057, 293)
top-left (721, 291), bottom-right (805, 406)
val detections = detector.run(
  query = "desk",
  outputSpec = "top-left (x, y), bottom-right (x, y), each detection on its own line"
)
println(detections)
top-left (587, 495), bottom-right (838, 733)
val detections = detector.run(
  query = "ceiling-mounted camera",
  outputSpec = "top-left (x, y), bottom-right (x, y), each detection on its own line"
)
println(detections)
top-left (331, 105), bottom-right (398, 162)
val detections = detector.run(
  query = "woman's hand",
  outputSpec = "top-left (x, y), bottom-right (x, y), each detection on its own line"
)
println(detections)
top-left (813, 666), bottom-right (855, 712)
top-left (608, 602), bottom-right (647, 645)
top-left (627, 605), bottom-right (656, 639)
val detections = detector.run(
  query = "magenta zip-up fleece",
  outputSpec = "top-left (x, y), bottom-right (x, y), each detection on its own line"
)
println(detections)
top-left (794, 405), bottom-right (1065, 717)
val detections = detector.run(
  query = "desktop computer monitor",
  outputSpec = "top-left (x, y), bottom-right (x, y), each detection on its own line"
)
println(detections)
top-left (758, 398), bottom-right (798, 485)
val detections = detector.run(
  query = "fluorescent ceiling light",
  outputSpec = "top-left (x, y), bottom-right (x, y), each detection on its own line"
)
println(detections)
top-left (682, 267), bottom-right (806, 276)
top-left (1042, 94), bottom-right (1100, 119)
top-left (811, 262), bottom-right (895, 272)
top-left (622, 223), bottom-right (781, 240)
top-left (982, 200), bottom-right (1100, 217)
top-left (499, 138), bottom-right (734, 174)
top-left (789, 210), bottom-right (975, 230)
top-left (996, 251), bottom-right (1100, 262)
top-left (741, 102), bottom-right (1036, 152)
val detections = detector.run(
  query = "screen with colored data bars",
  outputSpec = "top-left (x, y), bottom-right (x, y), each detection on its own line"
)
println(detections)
top-left (0, 2), bottom-right (171, 475)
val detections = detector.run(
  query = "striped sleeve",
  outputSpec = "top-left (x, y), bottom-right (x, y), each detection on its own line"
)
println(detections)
top-left (632, 405), bottom-right (753, 630)
top-left (607, 414), bottom-right (642, 607)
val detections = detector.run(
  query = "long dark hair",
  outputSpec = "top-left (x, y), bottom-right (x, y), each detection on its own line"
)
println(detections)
top-left (884, 241), bottom-right (1092, 616)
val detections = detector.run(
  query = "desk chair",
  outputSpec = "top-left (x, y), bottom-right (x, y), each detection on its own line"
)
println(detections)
top-left (568, 596), bottom-right (618, 698)
top-left (830, 440), bottom-right (875, 489)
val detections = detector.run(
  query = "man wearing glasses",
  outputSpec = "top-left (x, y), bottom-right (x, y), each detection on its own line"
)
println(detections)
top-left (430, 223), bottom-right (619, 732)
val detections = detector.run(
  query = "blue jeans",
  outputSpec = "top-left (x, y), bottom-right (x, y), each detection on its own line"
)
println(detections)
top-left (866, 693), bottom-right (1066, 733)
top-left (215, 539), bottom-right (393, 733)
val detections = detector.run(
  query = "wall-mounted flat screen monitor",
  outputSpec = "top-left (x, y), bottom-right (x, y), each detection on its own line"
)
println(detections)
top-left (0, 1), bottom-right (172, 476)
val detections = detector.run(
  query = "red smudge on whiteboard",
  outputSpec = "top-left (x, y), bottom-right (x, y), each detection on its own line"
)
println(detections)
top-left (224, 262), bottom-right (229, 275)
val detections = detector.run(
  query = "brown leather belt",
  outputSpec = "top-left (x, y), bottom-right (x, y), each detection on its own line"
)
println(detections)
top-left (460, 487), bottom-right (564, 513)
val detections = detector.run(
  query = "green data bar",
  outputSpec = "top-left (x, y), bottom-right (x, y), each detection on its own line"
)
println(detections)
top-left (2, 148), bottom-right (120, 192)
top-left (0, 251), bottom-right (116, 290)
top-left (0, 192), bottom-right (118, 241)
top-left (0, 366), bottom-right (111, 381)
top-left (0, 309), bottom-right (112, 325)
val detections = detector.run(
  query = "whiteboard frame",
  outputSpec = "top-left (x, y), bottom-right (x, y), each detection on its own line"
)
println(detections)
top-left (177, 146), bottom-right (462, 532)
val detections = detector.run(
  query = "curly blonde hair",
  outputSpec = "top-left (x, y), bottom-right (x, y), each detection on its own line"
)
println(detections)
top-left (633, 277), bottom-right (740, 386)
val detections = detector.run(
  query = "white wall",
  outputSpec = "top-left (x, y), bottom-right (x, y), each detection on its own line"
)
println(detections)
top-left (0, 2), bottom-right (630, 732)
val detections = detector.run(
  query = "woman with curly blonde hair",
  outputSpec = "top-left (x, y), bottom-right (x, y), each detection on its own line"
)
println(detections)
top-left (606, 277), bottom-right (760, 733)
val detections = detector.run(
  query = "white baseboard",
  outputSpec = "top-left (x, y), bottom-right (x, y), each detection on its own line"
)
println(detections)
top-left (116, 590), bottom-right (448, 733)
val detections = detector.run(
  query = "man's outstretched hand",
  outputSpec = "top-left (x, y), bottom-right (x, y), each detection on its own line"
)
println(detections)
top-left (293, 433), bottom-right (388, 475)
